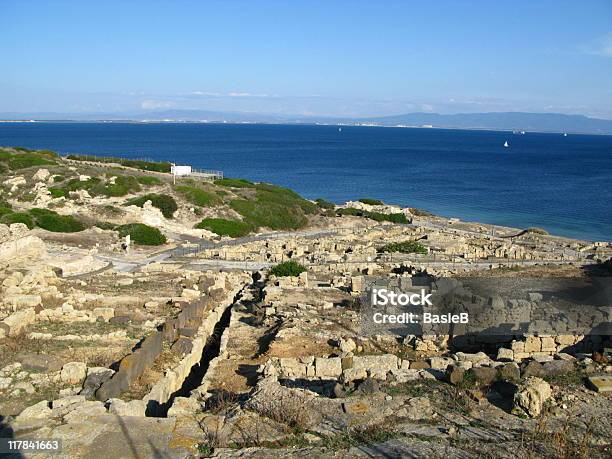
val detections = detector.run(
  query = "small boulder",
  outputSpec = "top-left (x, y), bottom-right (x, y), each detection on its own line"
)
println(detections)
top-left (497, 363), bottom-right (521, 383)
top-left (470, 367), bottom-right (498, 386)
top-left (512, 376), bottom-right (552, 417)
top-left (60, 362), bottom-right (87, 385)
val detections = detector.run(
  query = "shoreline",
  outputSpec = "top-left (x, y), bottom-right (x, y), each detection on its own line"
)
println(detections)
top-left (2, 119), bottom-right (612, 137)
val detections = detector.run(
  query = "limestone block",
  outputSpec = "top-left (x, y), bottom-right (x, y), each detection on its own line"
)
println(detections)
top-left (314, 357), bottom-right (342, 378)
top-left (341, 367), bottom-right (368, 383)
top-left (3, 307), bottom-right (36, 336)
top-left (524, 336), bottom-right (541, 353)
top-left (512, 377), bottom-right (552, 417)
top-left (497, 348), bottom-right (514, 361)
top-left (61, 362), bottom-right (87, 385)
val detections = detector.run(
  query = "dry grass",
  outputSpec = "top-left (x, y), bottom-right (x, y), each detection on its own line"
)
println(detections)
top-left (252, 391), bottom-right (315, 430)
top-left (519, 409), bottom-right (603, 458)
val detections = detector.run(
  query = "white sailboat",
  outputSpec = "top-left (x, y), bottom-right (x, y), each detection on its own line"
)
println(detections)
top-left (503, 141), bottom-right (509, 148)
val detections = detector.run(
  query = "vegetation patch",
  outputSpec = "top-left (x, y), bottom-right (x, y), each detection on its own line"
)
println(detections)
top-left (125, 193), bottom-right (177, 218)
top-left (117, 223), bottom-right (166, 245)
top-left (195, 218), bottom-right (253, 237)
top-left (337, 207), bottom-right (409, 224)
top-left (66, 154), bottom-right (171, 173)
top-left (136, 175), bottom-right (163, 186)
top-left (0, 212), bottom-right (34, 229)
top-left (29, 208), bottom-right (85, 232)
top-left (359, 198), bottom-right (384, 205)
top-left (96, 175), bottom-right (141, 197)
top-left (269, 261), bottom-right (307, 277)
top-left (7, 153), bottom-right (56, 170)
top-left (176, 185), bottom-right (220, 207)
top-left (378, 240), bottom-right (427, 254)
top-left (230, 183), bottom-right (317, 231)
top-left (48, 187), bottom-right (68, 199)
top-left (315, 198), bottom-right (335, 209)
top-left (214, 178), bottom-right (255, 188)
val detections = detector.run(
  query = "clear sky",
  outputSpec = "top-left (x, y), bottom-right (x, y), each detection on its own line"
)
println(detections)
top-left (1, 0), bottom-right (611, 118)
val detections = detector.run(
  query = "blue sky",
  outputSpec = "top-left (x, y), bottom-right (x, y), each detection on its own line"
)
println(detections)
top-left (1, 0), bottom-right (611, 117)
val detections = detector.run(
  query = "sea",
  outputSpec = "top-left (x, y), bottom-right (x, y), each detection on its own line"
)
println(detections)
top-left (0, 122), bottom-right (610, 242)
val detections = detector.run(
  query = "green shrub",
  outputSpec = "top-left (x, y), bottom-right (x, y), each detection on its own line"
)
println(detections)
top-left (125, 193), bottom-right (177, 218)
top-left (230, 199), bottom-right (307, 230)
top-left (228, 183), bottom-right (317, 231)
top-left (136, 175), bottom-right (163, 186)
top-left (315, 198), bottom-right (335, 210)
top-left (66, 155), bottom-right (171, 173)
top-left (368, 212), bottom-right (409, 224)
top-left (378, 240), bottom-right (427, 254)
top-left (93, 221), bottom-right (116, 231)
top-left (1, 212), bottom-right (34, 229)
top-left (195, 218), bottom-right (253, 237)
top-left (94, 175), bottom-right (141, 197)
top-left (49, 187), bottom-right (68, 198)
top-left (269, 260), bottom-right (307, 277)
top-left (117, 223), bottom-right (166, 245)
top-left (176, 185), bottom-right (220, 207)
top-left (0, 207), bottom-right (13, 217)
top-left (52, 175), bottom-right (65, 182)
top-left (337, 208), bottom-right (408, 224)
top-left (0, 198), bottom-right (12, 213)
top-left (29, 208), bottom-right (85, 232)
top-left (359, 198), bottom-right (384, 205)
top-left (8, 154), bottom-right (56, 170)
top-left (214, 178), bottom-right (255, 188)
top-left (0, 150), bottom-right (13, 160)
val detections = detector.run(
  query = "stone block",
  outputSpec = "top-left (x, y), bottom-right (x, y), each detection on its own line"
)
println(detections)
top-left (315, 357), bottom-right (342, 378)
top-left (61, 362), bottom-right (87, 385)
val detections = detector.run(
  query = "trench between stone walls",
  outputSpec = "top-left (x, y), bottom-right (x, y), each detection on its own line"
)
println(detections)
top-left (142, 276), bottom-right (259, 417)
top-left (146, 299), bottom-right (235, 417)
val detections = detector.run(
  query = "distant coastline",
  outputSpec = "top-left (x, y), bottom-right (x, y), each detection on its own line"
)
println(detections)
top-left (1, 119), bottom-right (612, 137)
top-left (2, 110), bottom-right (612, 135)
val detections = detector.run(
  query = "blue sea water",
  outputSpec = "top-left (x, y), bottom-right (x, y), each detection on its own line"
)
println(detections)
top-left (0, 122), bottom-right (610, 241)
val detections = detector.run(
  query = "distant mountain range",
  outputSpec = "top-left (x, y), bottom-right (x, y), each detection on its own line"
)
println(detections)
top-left (2, 110), bottom-right (612, 135)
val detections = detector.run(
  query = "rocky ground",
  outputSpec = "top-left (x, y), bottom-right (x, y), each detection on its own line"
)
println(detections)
top-left (0, 147), bottom-right (610, 458)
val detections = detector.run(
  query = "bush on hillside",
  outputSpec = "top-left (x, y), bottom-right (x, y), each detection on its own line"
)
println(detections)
top-left (228, 183), bottom-right (317, 231)
top-left (195, 218), bottom-right (253, 238)
top-left (1, 212), bottom-right (34, 229)
top-left (337, 208), bottom-right (409, 224)
top-left (269, 261), bottom-right (307, 277)
top-left (96, 175), bottom-right (141, 197)
top-left (125, 193), bottom-right (177, 218)
top-left (315, 198), bottom-right (335, 210)
top-left (359, 198), bottom-right (384, 205)
top-left (377, 240), bottom-right (427, 254)
top-left (49, 187), bottom-right (68, 198)
top-left (8, 153), bottom-right (56, 170)
top-left (175, 185), bottom-right (220, 207)
top-left (66, 155), bottom-right (171, 173)
top-left (136, 175), bottom-right (163, 186)
top-left (117, 223), bottom-right (166, 245)
top-left (29, 208), bottom-right (85, 232)
top-left (214, 178), bottom-right (255, 188)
